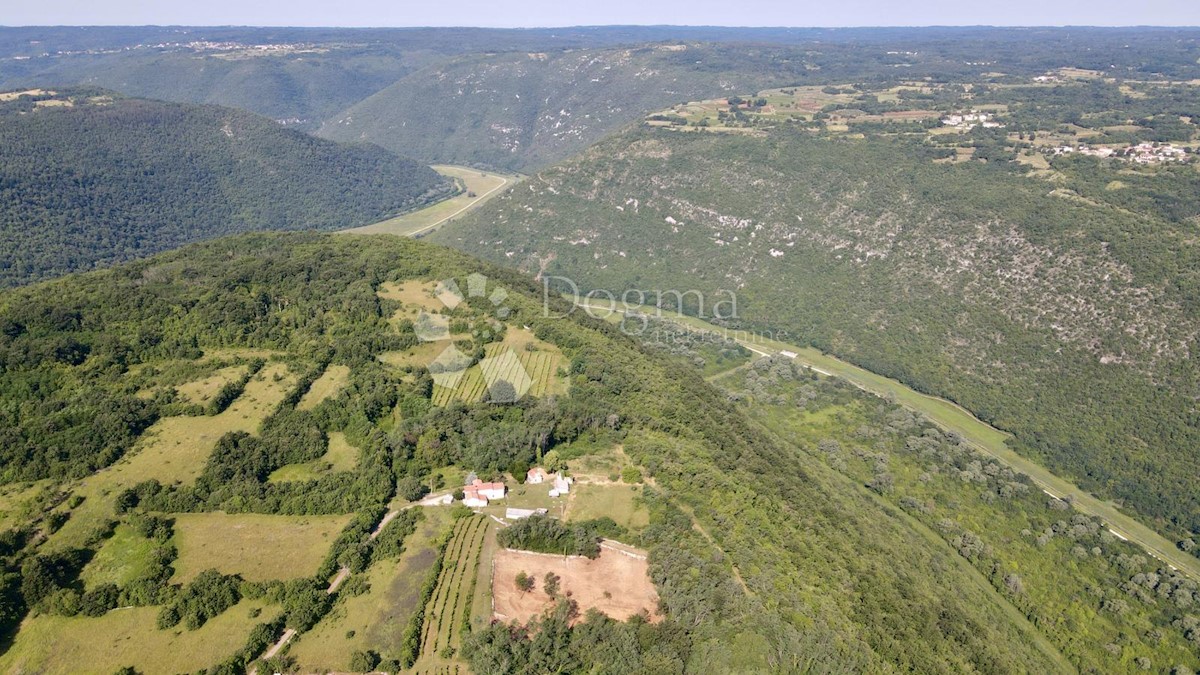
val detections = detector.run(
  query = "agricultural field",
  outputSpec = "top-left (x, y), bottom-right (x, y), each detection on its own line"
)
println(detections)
top-left (45, 361), bottom-right (299, 551)
top-left (431, 329), bottom-right (566, 405)
top-left (289, 508), bottom-right (453, 672)
top-left (491, 544), bottom-right (659, 625)
top-left (565, 483), bottom-right (650, 532)
top-left (268, 432), bottom-right (359, 483)
top-left (171, 512), bottom-right (352, 583)
top-left (340, 165), bottom-right (519, 238)
top-left (0, 598), bottom-right (279, 675)
top-left (412, 515), bottom-right (490, 672)
top-left (296, 364), bottom-right (350, 410)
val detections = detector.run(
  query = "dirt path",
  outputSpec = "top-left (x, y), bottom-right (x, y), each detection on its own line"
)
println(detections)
top-left (246, 492), bottom-right (454, 670)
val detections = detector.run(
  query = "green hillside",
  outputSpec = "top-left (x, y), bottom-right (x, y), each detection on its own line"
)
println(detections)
top-left (0, 232), bottom-right (1093, 672)
top-left (0, 89), bottom-right (453, 286)
top-left (434, 77), bottom-right (1200, 552)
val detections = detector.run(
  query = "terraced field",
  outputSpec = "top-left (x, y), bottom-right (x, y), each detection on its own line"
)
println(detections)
top-left (431, 344), bottom-right (564, 405)
top-left (413, 515), bottom-right (489, 673)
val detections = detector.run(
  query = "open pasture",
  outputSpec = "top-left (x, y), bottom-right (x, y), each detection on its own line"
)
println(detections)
top-left (171, 512), bottom-right (353, 583)
top-left (565, 483), bottom-right (650, 531)
top-left (47, 362), bottom-right (298, 551)
top-left (174, 365), bottom-right (249, 405)
top-left (0, 599), bottom-right (279, 675)
top-left (268, 431), bottom-right (359, 482)
top-left (290, 508), bottom-right (452, 672)
top-left (296, 364), bottom-right (350, 410)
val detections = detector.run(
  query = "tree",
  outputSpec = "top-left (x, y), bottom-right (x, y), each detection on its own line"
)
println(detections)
top-left (544, 572), bottom-right (561, 598)
top-left (397, 475), bottom-right (430, 502)
top-left (350, 650), bottom-right (381, 672)
top-left (515, 571), bottom-right (534, 593)
top-left (543, 450), bottom-right (563, 473)
top-left (487, 379), bottom-right (518, 404)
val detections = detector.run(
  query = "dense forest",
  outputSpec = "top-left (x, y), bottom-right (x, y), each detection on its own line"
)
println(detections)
top-left (0, 89), bottom-right (452, 286)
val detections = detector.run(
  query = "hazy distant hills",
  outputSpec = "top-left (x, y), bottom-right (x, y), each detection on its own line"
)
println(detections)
top-left (6, 26), bottom-right (1200, 166)
top-left (316, 45), bottom-right (805, 170)
top-left (0, 89), bottom-right (452, 285)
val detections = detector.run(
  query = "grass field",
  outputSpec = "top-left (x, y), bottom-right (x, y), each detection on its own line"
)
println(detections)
top-left (46, 362), bottom-right (299, 551)
top-left (296, 364), bottom-right (350, 410)
top-left (174, 365), bottom-right (249, 405)
top-left (171, 512), bottom-right (352, 583)
top-left (340, 165), bottom-right (519, 237)
top-left (79, 524), bottom-right (157, 589)
top-left (0, 480), bottom-right (53, 531)
top-left (289, 508), bottom-right (452, 671)
top-left (377, 341), bottom-right (445, 370)
top-left (413, 515), bottom-right (489, 671)
top-left (376, 279), bottom-right (444, 312)
top-left (0, 598), bottom-right (279, 675)
top-left (576, 298), bottom-right (1200, 581)
top-left (566, 483), bottom-right (650, 531)
top-left (268, 432), bottom-right (359, 483)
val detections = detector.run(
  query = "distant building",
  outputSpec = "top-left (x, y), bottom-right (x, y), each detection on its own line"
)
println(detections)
top-left (505, 507), bottom-right (548, 520)
top-left (549, 473), bottom-right (574, 498)
top-left (780, 350), bottom-right (798, 359)
top-left (462, 477), bottom-right (505, 508)
top-left (527, 467), bottom-right (550, 484)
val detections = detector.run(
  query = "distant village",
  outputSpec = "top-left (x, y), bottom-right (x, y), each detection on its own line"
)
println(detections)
top-left (1048, 142), bottom-right (1191, 164)
top-left (941, 111), bottom-right (1005, 130)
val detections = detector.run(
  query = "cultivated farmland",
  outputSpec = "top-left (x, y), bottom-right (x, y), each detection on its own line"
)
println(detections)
top-left (412, 515), bottom-right (490, 671)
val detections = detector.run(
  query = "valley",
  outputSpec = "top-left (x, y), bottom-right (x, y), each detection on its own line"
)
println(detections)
top-left (2, 20), bottom-right (1200, 675)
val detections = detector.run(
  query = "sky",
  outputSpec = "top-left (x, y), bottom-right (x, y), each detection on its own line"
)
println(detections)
top-left (2, 0), bottom-right (1198, 28)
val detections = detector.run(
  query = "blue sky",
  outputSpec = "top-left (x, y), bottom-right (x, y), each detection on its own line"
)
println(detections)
top-left (3, 0), bottom-right (1198, 27)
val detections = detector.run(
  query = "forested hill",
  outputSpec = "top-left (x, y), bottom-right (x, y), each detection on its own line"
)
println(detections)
top-left (0, 233), bottom-right (1074, 671)
top-left (0, 89), bottom-right (453, 286)
top-left (435, 105), bottom-right (1200, 548)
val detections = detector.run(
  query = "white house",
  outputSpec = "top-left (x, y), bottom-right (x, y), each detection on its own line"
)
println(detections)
top-left (549, 473), bottom-right (574, 497)
top-left (462, 478), bottom-right (505, 507)
top-left (526, 467), bottom-right (550, 484)
top-left (461, 489), bottom-right (489, 508)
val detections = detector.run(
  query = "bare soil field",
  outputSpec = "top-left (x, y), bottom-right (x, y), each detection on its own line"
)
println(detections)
top-left (492, 543), bottom-right (660, 625)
